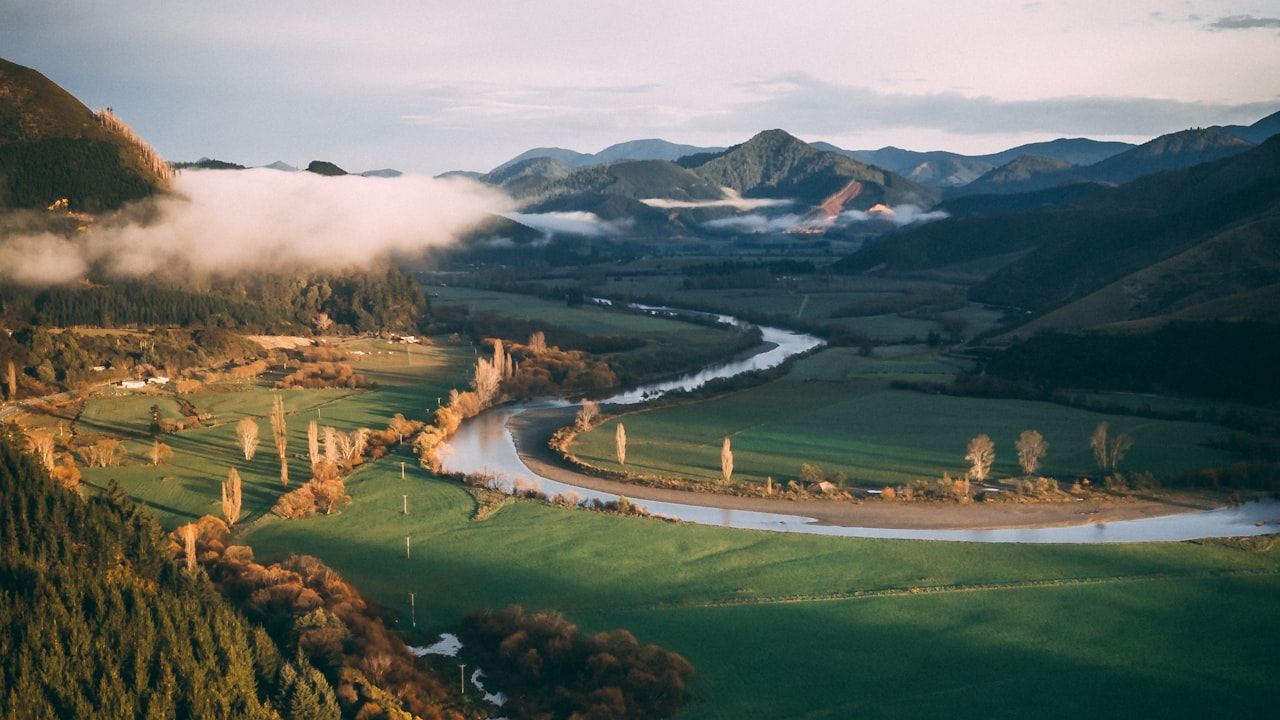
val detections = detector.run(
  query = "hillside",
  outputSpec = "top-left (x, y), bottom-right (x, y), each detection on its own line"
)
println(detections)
top-left (491, 138), bottom-right (724, 173)
top-left (838, 138), bottom-right (1132, 189)
top-left (949, 128), bottom-right (1256, 197)
top-left (836, 135), bottom-right (1280, 330)
top-left (686, 129), bottom-right (940, 209)
top-left (0, 57), bottom-right (171, 211)
top-left (958, 155), bottom-right (1076, 195)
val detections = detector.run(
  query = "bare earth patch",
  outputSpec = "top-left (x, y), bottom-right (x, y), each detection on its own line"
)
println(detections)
top-left (246, 335), bottom-right (314, 350)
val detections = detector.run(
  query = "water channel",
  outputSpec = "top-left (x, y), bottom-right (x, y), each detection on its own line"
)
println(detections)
top-left (440, 306), bottom-right (1280, 544)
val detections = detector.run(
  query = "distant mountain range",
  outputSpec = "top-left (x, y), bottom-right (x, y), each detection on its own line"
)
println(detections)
top-left (833, 133), bottom-right (1280, 335)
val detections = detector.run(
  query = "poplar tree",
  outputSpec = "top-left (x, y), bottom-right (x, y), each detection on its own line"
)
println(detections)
top-left (222, 467), bottom-right (243, 525)
top-left (721, 436), bottom-right (733, 484)
top-left (269, 394), bottom-right (288, 461)
top-left (308, 420), bottom-right (320, 466)
top-left (616, 423), bottom-right (627, 465)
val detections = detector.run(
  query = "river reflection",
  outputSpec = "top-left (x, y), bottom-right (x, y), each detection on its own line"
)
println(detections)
top-left (439, 310), bottom-right (1280, 544)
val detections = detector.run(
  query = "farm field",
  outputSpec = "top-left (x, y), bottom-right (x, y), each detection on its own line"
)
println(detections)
top-left (571, 346), bottom-right (1241, 489)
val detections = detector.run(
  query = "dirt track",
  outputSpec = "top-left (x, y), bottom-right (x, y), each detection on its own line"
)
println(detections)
top-left (507, 406), bottom-right (1226, 531)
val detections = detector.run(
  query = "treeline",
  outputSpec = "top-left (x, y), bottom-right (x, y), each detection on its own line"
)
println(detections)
top-left (0, 426), bottom-right (278, 719)
top-left (2, 265), bottom-right (428, 334)
top-left (982, 321), bottom-right (1280, 404)
top-left (460, 605), bottom-right (694, 720)
top-left (680, 259), bottom-right (815, 290)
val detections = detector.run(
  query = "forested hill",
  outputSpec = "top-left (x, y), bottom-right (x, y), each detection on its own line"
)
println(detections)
top-left (0, 426), bottom-right (281, 718)
top-left (0, 57), bottom-right (172, 212)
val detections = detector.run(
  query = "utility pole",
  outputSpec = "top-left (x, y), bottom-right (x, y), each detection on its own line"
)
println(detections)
top-left (459, 664), bottom-right (467, 695)
top-left (405, 536), bottom-right (411, 559)
top-left (402, 494), bottom-right (408, 514)
top-left (409, 592), bottom-right (416, 628)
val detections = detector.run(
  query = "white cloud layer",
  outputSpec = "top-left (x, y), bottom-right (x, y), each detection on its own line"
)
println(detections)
top-left (0, 169), bottom-right (511, 286)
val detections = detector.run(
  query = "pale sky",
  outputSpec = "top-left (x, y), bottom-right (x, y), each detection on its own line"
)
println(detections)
top-left (4, 0), bottom-right (1279, 175)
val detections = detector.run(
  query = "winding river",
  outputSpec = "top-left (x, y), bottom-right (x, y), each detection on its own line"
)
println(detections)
top-left (439, 308), bottom-right (1280, 544)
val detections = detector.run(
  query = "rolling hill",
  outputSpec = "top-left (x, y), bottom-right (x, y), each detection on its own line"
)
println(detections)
top-left (949, 128), bottom-right (1257, 197)
top-left (0, 57), bottom-right (172, 212)
top-left (835, 134), bottom-right (1280, 332)
top-left (683, 129), bottom-right (940, 209)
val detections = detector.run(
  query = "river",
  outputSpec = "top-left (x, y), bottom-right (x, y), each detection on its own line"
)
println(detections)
top-left (439, 307), bottom-right (1280, 544)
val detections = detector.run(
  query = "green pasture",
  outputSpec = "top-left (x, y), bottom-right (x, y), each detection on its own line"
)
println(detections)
top-left (431, 285), bottom-right (718, 338)
top-left (572, 347), bottom-right (1241, 488)
top-left (77, 339), bottom-right (477, 528)
top-left (241, 456), bottom-right (1280, 719)
top-left (60, 317), bottom-right (1280, 718)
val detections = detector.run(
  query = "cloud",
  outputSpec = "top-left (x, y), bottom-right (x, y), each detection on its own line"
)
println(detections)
top-left (501, 211), bottom-right (626, 237)
top-left (691, 73), bottom-right (1278, 145)
top-left (1207, 15), bottom-right (1280, 31)
top-left (0, 169), bottom-right (511, 286)
top-left (641, 188), bottom-right (793, 212)
top-left (703, 203), bottom-right (947, 234)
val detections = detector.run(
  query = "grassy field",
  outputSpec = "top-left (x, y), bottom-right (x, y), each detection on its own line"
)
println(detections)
top-left (571, 346), bottom-right (1240, 489)
top-left (75, 338), bottom-right (476, 527)
top-left (50, 295), bottom-right (1280, 719)
top-left (240, 455), bottom-right (1280, 719)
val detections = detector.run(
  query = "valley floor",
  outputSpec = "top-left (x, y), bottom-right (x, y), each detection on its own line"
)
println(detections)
top-left (510, 406), bottom-right (1233, 531)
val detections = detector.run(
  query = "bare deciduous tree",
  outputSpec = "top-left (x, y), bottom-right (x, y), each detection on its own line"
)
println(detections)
top-left (528, 331), bottom-right (547, 355)
top-left (26, 430), bottom-right (55, 472)
top-left (313, 312), bottom-right (333, 333)
top-left (149, 439), bottom-right (174, 466)
top-left (616, 422), bottom-right (627, 465)
top-left (269, 394), bottom-right (288, 460)
top-left (575, 399), bottom-right (599, 431)
top-left (1091, 421), bottom-right (1133, 471)
top-left (1108, 433), bottom-right (1134, 472)
top-left (179, 523), bottom-right (197, 571)
top-left (965, 434), bottom-right (995, 483)
top-left (308, 419), bottom-right (320, 466)
top-left (1091, 422), bottom-right (1109, 471)
top-left (236, 417), bottom-right (260, 461)
top-left (5, 360), bottom-right (15, 400)
top-left (471, 355), bottom-right (502, 407)
top-left (721, 436), bottom-right (733, 484)
top-left (222, 467), bottom-right (243, 525)
top-left (324, 425), bottom-right (338, 464)
top-left (81, 438), bottom-right (126, 468)
top-left (1015, 429), bottom-right (1048, 476)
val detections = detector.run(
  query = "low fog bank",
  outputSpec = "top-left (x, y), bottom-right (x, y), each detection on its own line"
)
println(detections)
top-left (705, 203), bottom-right (949, 234)
top-left (0, 169), bottom-right (512, 286)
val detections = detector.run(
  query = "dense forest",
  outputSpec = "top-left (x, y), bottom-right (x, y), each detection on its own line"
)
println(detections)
top-left (0, 265), bottom-right (428, 333)
top-left (0, 425), bottom-right (282, 718)
top-left (981, 321), bottom-right (1280, 404)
